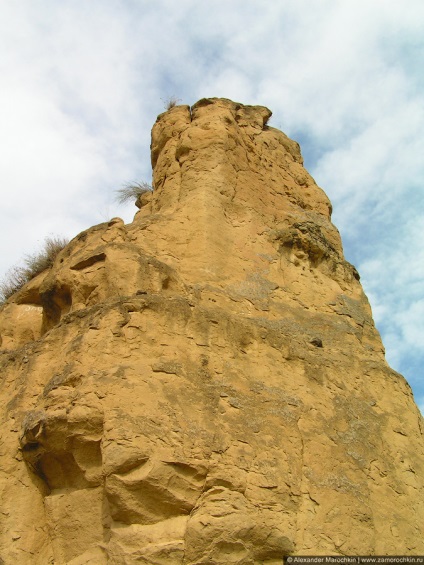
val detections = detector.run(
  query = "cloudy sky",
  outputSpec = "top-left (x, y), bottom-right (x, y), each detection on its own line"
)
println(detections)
top-left (0, 1), bottom-right (423, 412)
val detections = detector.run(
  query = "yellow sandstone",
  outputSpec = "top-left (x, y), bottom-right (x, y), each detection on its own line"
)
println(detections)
top-left (0, 98), bottom-right (422, 564)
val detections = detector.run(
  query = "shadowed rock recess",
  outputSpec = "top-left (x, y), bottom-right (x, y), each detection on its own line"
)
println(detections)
top-left (0, 98), bottom-right (423, 564)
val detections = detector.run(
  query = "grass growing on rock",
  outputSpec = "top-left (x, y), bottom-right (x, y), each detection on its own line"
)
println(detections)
top-left (0, 236), bottom-right (69, 303)
top-left (161, 96), bottom-right (181, 110)
top-left (115, 181), bottom-right (153, 205)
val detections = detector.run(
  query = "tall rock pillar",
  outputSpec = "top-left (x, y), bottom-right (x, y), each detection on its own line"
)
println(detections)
top-left (0, 98), bottom-right (423, 563)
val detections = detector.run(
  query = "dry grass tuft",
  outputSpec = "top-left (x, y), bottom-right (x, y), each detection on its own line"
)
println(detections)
top-left (162, 96), bottom-right (181, 110)
top-left (0, 236), bottom-right (68, 303)
top-left (115, 181), bottom-right (153, 205)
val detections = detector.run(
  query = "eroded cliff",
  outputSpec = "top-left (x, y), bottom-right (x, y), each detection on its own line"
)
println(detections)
top-left (0, 98), bottom-right (423, 564)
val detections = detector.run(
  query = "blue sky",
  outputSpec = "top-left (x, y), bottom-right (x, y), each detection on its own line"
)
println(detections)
top-left (0, 1), bottom-right (423, 413)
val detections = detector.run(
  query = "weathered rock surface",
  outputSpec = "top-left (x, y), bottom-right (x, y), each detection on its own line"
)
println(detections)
top-left (0, 98), bottom-right (423, 564)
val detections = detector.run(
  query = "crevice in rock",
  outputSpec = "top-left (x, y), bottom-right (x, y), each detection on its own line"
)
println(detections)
top-left (70, 253), bottom-right (106, 271)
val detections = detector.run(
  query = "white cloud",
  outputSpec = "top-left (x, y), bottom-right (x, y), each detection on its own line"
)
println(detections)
top-left (396, 300), bottom-right (424, 350)
top-left (358, 213), bottom-right (424, 391)
top-left (0, 2), bottom-right (155, 272)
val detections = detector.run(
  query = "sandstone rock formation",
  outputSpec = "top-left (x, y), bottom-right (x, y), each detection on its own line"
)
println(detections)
top-left (0, 98), bottom-right (423, 564)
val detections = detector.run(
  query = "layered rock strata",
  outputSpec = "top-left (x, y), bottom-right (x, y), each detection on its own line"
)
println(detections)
top-left (0, 98), bottom-right (423, 564)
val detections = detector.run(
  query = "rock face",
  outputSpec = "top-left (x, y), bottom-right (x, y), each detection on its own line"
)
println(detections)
top-left (0, 98), bottom-right (423, 564)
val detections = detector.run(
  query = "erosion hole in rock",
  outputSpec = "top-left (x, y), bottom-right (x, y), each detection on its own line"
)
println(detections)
top-left (41, 283), bottom-right (73, 330)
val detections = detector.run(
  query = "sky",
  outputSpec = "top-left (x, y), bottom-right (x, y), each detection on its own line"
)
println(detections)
top-left (0, 1), bottom-right (423, 413)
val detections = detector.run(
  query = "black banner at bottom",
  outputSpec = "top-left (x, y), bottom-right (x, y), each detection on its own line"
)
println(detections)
top-left (283, 558), bottom-right (424, 565)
